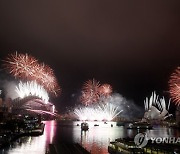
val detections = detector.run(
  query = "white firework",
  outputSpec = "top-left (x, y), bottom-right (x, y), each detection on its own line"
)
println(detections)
top-left (15, 81), bottom-right (49, 103)
top-left (74, 103), bottom-right (123, 121)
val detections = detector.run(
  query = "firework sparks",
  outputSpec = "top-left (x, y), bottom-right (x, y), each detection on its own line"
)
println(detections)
top-left (74, 103), bottom-right (123, 121)
top-left (81, 79), bottom-right (101, 105)
top-left (81, 79), bottom-right (113, 105)
top-left (99, 84), bottom-right (112, 97)
top-left (169, 67), bottom-right (180, 105)
top-left (35, 63), bottom-right (60, 95)
top-left (83, 79), bottom-right (101, 92)
top-left (3, 52), bottom-right (38, 78)
top-left (16, 81), bottom-right (49, 103)
top-left (77, 80), bottom-right (121, 121)
top-left (3, 52), bottom-right (60, 95)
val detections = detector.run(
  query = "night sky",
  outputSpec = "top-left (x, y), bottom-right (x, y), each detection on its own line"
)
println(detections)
top-left (0, 1), bottom-right (180, 113)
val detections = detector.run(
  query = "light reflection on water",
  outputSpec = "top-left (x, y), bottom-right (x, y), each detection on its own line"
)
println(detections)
top-left (1, 121), bottom-right (179, 154)
top-left (2, 121), bottom-right (56, 154)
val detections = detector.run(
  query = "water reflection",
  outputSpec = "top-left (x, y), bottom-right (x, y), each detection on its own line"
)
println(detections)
top-left (45, 120), bottom-right (56, 144)
top-left (2, 121), bottom-right (56, 154)
top-left (1, 121), bottom-right (179, 154)
top-left (72, 121), bottom-right (179, 154)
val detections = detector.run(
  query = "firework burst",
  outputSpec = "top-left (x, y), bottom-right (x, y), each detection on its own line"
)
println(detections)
top-left (99, 84), bottom-right (112, 97)
top-left (81, 79), bottom-right (101, 105)
top-left (34, 63), bottom-right (60, 95)
top-left (83, 79), bottom-right (101, 93)
top-left (80, 79), bottom-right (113, 105)
top-left (16, 81), bottom-right (49, 103)
top-left (3, 52), bottom-right (38, 78)
top-left (74, 103), bottom-right (123, 121)
top-left (169, 67), bottom-right (180, 105)
top-left (3, 52), bottom-right (60, 95)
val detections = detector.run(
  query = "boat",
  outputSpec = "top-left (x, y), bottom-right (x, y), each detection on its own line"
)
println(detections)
top-left (108, 138), bottom-right (144, 153)
top-left (108, 138), bottom-right (180, 153)
top-left (127, 122), bottom-right (152, 129)
top-left (94, 124), bottom-right (99, 126)
top-left (81, 122), bottom-right (89, 131)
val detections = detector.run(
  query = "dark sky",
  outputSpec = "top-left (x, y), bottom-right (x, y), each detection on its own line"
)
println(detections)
top-left (0, 1), bottom-right (180, 112)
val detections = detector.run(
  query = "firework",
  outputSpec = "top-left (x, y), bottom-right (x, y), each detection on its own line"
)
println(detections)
top-left (3, 52), bottom-right (38, 78)
top-left (169, 67), bottom-right (180, 105)
top-left (35, 63), bottom-right (60, 95)
top-left (80, 79), bottom-right (114, 105)
top-left (16, 81), bottom-right (49, 103)
top-left (99, 84), bottom-right (112, 97)
top-left (3, 52), bottom-right (60, 95)
top-left (83, 79), bottom-right (101, 92)
top-left (74, 103), bottom-right (123, 121)
top-left (81, 79), bottom-right (113, 105)
top-left (80, 91), bottom-right (95, 106)
top-left (81, 79), bottom-right (101, 105)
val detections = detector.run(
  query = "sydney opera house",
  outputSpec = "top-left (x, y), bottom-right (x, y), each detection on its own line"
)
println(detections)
top-left (142, 92), bottom-right (172, 121)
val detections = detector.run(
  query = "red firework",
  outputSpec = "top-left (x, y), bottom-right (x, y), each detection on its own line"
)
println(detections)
top-left (83, 79), bottom-right (101, 93)
top-left (169, 67), bottom-right (180, 105)
top-left (81, 79), bottom-right (101, 105)
top-left (35, 63), bottom-right (60, 95)
top-left (3, 52), bottom-right (38, 79)
top-left (99, 84), bottom-right (112, 97)
top-left (81, 79), bottom-right (113, 105)
top-left (3, 52), bottom-right (60, 95)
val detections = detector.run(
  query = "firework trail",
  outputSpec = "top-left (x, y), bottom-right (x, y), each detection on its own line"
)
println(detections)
top-left (169, 67), bottom-right (180, 105)
top-left (3, 52), bottom-right (60, 95)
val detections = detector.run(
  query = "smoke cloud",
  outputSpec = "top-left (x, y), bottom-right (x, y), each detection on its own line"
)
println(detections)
top-left (104, 93), bottom-right (144, 120)
top-left (0, 79), bottom-right (18, 100)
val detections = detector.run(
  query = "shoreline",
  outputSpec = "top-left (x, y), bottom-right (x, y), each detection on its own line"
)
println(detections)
top-left (0, 123), bottom-right (45, 149)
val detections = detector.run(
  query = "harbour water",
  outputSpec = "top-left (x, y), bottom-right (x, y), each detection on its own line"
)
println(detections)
top-left (1, 120), bottom-right (180, 154)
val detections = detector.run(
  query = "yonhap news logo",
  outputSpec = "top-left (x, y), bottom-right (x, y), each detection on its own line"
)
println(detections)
top-left (134, 133), bottom-right (148, 148)
top-left (134, 132), bottom-right (180, 148)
